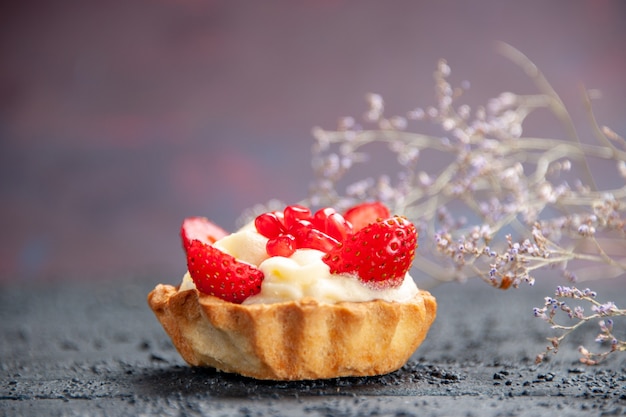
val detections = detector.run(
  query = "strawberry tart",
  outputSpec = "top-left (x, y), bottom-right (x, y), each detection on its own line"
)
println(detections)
top-left (148, 202), bottom-right (437, 380)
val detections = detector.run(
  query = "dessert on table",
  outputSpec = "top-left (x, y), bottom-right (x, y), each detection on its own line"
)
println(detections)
top-left (148, 202), bottom-right (437, 380)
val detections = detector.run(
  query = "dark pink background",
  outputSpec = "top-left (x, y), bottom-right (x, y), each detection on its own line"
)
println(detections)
top-left (1, 0), bottom-right (625, 282)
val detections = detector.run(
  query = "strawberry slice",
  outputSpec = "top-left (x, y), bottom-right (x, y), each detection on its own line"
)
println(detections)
top-left (186, 239), bottom-right (264, 303)
top-left (322, 216), bottom-right (417, 289)
top-left (181, 217), bottom-right (228, 251)
top-left (343, 202), bottom-right (391, 232)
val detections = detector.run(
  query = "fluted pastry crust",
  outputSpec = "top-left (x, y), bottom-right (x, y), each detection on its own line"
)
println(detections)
top-left (148, 283), bottom-right (437, 380)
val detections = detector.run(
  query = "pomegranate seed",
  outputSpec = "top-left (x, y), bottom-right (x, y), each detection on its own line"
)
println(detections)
top-left (291, 221), bottom-right (339, 251)
top-left (284, 205), bottom-right (312, 228)
top-left (312, 207), bottom-right (336, 230)
top-left (255, 212), bottom-right (285, 238)
top-left (266, 234), bottom-right (296, 257)
top-left (324, 212), bottom-right (352, 241)
top-left (303, 229), bottom-right (340, 252)
top-left (257, 205), bottom-right (349, 257)
top-left (287, 218), bottom-right (314, 232)
top-left (288, 220), bottom-right (314, 246)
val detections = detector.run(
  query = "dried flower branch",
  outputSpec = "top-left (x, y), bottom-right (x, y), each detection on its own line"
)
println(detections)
top-left (534, 286), bottom-right (626, 365)
top-left (299, 43), bottom-right (626, 363)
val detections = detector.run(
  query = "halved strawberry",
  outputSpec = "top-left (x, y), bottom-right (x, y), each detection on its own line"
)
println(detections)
top-left (186, 239), bottom-right (264, 303)
top-left (322, 216), bottom-right (417, 289)
top-left (343, 202), bottom-right (391, 232)
top-left (181, 217), bottom-right (228, 251)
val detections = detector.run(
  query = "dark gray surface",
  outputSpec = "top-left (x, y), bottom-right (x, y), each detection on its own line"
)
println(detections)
top-left (1, 277), bottom-right (625, 416)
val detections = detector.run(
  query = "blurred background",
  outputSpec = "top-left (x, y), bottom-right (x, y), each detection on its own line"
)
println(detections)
top-left (1, 0), bottom-right (625, 283)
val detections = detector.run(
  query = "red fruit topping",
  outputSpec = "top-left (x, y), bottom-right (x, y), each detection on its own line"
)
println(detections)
top-left (266, 234), bottom-right (297, 257)
top-left (255, 204), bottom-right (349, 257)
top-left (186, 239), bottom-right (264, 303)
top-left (307, 229), bottom-right (341, 252)
top-left (291, 224), bottom-right (340, 253)
top-left (284, 205), bottom-right (312, 228)
top-left (322, 216), bottom-right (417, 289)
top-left (181, 217), bottom-right (229, 251)
top-left (312, 207), bottom-right (337, 230)
top-left (324, 212), bottom-right (353, 242)
top-left (343, 202), bottom-right (391, 232)
top-left (255, 212), bottom-right (286, 239)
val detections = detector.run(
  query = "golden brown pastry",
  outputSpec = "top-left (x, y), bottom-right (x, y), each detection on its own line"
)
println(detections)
top-left (148, 284), bottom-right (436, 380)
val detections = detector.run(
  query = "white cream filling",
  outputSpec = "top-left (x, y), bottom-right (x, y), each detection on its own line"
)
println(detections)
top-left (179, 223), bottom-right (419, 304)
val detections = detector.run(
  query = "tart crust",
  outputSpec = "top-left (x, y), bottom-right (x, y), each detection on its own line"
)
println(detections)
top-left (148, 283), bottom-right (437, 380)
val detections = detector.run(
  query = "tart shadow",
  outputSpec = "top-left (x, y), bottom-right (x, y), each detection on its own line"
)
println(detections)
top-left (132, 361), bottom-right (462, 398)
